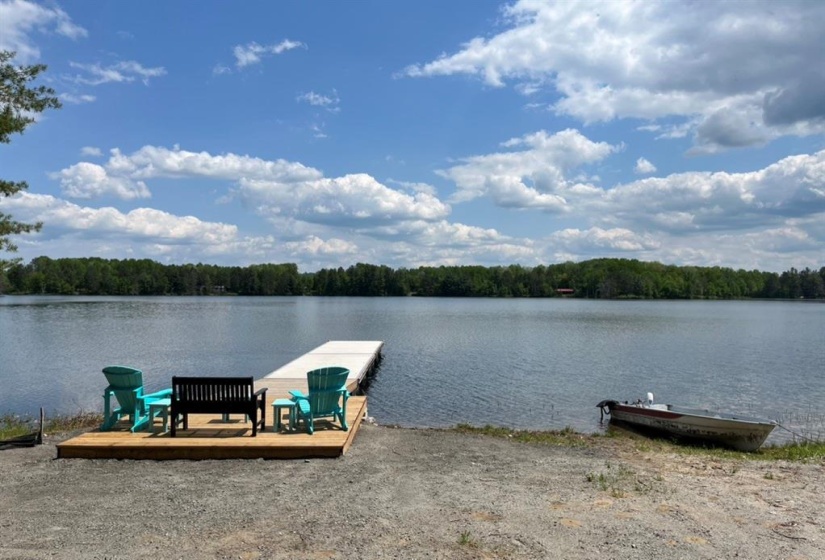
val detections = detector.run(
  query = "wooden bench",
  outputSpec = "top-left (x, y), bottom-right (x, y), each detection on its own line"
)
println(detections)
top-left (170, 376), bottom-right (267, 437)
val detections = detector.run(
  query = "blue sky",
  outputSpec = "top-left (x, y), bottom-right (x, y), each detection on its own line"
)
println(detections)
top-left (1, 0), bottom-right (823, 272)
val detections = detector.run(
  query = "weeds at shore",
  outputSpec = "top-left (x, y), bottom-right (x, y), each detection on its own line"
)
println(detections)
top-left (0, 411), bottom-right (102, 440)
top-left (451, 424), bottom-right (597, 447)
top-left (449, 423), bottom-right (825, 462)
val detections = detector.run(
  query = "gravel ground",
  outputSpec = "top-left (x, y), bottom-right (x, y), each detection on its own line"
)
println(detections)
top-left (0, 424), bottom-right (823, 559)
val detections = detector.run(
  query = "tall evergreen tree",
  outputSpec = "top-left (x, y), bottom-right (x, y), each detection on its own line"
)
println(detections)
top-left (1, 50), bottom-right (61, 266)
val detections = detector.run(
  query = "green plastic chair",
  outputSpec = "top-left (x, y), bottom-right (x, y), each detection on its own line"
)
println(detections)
top-left (100, 365), bottom-right (172, 432)
top-left (290, 366), bottom-right (350, 435)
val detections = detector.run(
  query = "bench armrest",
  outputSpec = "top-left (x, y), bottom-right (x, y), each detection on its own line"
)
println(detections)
top-left (253, 387), bottom-right (268, 398)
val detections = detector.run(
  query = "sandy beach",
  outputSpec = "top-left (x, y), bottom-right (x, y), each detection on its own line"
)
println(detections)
top-left (0, 424), bottom-right (823, 559)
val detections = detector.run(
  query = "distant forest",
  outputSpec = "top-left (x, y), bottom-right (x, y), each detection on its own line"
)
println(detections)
top-left (1, 256), bottom-right (824, 299)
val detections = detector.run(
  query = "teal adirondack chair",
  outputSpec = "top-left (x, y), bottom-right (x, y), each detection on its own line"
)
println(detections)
top-left (290, 366), bottom-right (350, 435)
top-left (100, 365), bottom-right (172, 432)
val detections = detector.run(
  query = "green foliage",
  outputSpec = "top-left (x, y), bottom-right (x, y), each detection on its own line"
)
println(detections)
top-left (758, 441), bottom-right (825, 462)
top-left (1, 50), bottom-right (61, 258)
top-left (3, 256), bottom-right (306, 296)
top-left (3, 256), bottom-right (824, 298)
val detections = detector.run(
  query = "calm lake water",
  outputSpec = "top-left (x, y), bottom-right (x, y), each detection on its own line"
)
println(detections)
top-left (1, 296), bottom-right (823, 444)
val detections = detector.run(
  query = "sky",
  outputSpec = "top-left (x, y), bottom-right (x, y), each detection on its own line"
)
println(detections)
top-left (1, 0), bottom-right (823, 273)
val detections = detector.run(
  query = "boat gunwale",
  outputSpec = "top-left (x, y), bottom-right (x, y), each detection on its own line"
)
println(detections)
top-left (611, 402), bottom-right (776, 428)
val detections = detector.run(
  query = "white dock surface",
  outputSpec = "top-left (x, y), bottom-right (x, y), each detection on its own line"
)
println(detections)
top-left (263, 340), bottom-right (384, 387)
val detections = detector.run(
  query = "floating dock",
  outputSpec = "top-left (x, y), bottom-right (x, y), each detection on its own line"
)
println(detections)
top-left (56, 341), bottom-right (383, 460)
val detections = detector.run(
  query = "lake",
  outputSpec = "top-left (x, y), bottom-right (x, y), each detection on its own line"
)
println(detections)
top-left (1, 295), bottom-right (823, 445)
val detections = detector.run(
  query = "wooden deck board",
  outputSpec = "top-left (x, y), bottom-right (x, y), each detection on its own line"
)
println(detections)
top-left (57, 340), bottom-right (381, 460)
top-left (57, 397), bottom-right (366, 459)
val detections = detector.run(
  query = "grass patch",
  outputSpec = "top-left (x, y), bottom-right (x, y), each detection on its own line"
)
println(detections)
top-left (450, 423), bottom-right (825, 462)
top-left (451, 424), bottom-right (598, 447)
top-left (0, 411), bottom-right (102, 440)
top-left (586, 461), bottom-right (640, 498)
top-left (617, 430), bottom-right (825, 462)
top-left (757, 441), bottom-right (825, 462)
top-left (457, 530), bottom-right (478, 548)
top-left (0, 414), bottom-right (33, 440)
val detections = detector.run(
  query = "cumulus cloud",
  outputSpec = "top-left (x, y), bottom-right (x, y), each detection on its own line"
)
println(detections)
top-left (237, 173), bottom-right (450, 227)
top-left (634, 157), bottom-right (656, 175)
top-left (233, 39), bottom-right (305, 68)
top-left (549, 227), bottom-right (661, 254)
top-left (437, 129), bottom-right (616, 211)
top-left (51, 145), bottom-right (451, 226)
top-left (362, 223), bottom-right (539, 268)
top-left (600, 150), bottom-right (825, 232)
top-left (68, 61), bottom-right (167, 86)
top-left (104, 145), bottom-right (322, 182)
top-left (0, 0), bottom-right (86, 62)
top-left (0, 192), bottom-right (236, 244)
top-left (50, 162), bottom-right (151, 200)
top-left (283, 236), bottom-right (358, 256)
top-left (762, 72), bottom-right (825, 127)
top-left (403, 0), bottom-right (825, 151)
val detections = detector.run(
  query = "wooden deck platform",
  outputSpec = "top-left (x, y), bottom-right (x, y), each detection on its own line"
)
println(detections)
top-left (56, 341), bottom-right (383, 460)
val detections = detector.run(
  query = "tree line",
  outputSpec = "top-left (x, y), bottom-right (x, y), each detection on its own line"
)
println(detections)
top-left (1, 256), bottom-right (823, 300)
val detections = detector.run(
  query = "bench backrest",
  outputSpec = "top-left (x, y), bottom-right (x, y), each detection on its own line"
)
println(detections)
top-left (172, 376), bottom-right (255, 405)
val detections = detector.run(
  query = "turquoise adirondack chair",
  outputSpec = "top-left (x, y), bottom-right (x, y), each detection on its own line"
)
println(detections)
top-left (100, 365), bottom-right (172, 432)
top-left (290, 366), bottom-right (350, 435)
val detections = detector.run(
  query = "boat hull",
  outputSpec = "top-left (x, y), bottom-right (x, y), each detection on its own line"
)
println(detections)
top-left (604, 402), bottom-right (776, 452)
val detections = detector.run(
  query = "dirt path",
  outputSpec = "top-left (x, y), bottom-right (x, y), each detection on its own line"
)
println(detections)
top-left (0, 425), bottom-right (822, 559)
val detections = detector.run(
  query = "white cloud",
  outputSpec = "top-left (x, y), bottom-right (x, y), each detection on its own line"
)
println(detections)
top-left (433, 129), bottom-right (825, 270)
top-left (60, 93), bottom-right (96, 104)
top-left (357, 222), bottom-right (540, 268)
top-left (233, 39), bottom-right (305, 68)
top-left (80, 146), bottom-right (102, 157)
top-left (238, 173), bottom-right (450, 226)
top-left (438, 129), bottom-right (616, 210)
top-left (634, 157), bottom-right (656, 175)
top-left (104, 145), bottom-right (321, 182)
top-left (404, 0), bottom-right (825, 151)
top-left (68, 61), bottom-right (167, 86)
top-left (387, 179), bottom-right (437, 197)
top-left (212, 64), bottom-right (231, 76)
top-left (50, 162), bottom-right (151, 200)
top-left (283, 236), bottom-right (358, 256)
top-left (297, 90), bottom-right (340, 112)
top-left (310, 123), bottom-right (328, 139)
top-left (548, 227), bottom-right (661, 254)
top-left (51, 145), bottom-right (450, 226)
top-left (601, 150), bottom-right (825, 233)
top-left (0, 192), bottom-right (236, 244)
top-left (0, 0), bottom-right (86, 62)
